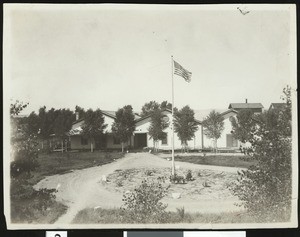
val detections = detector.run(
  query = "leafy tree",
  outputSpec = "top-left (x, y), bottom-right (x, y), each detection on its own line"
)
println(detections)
top-left (230, 109), bottom-right (257, 143)
top-left (160, 101), bottom-right (172, 111)
top-left (10, 101), bottom-right (39, 178)
top-left (27, 112), bottom-right (41, 135)
top-left (53, 109), bottom-right (74, 152)
top-left (10, 100), bottom-right (29, 117)
top-left (75, 105), bottom-right (86, 120)
top-left (202, 110), bottom-right (224, 152)
top-left (10, 101), bottom-right (61, 223)
top-left (140, 101), bottom-right (160, 117)
top-left (112, 105), bottom-right (136, 152)
top-left (231, 86), bottom-right (292, 222)
top-left (81, 109), bottom-right (107, 152)
top-left (148, 109), bottom-right (169, 152)
top-left (173, 106), bottom-right (199, 152)
top-left (140, 101), bottom-right (172, 117)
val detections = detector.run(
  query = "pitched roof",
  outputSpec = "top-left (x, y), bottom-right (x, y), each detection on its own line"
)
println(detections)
top-left (269, 103), bottom-right (286, 110)
top-left (72, 110), bottom-right (141, 125)
top-left (135, 108), bottom-right (202, 124)
top-left (228, 103), bottom-right (264, 109)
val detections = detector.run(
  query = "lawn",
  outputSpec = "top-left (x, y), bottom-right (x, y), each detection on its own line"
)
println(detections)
top-left (11, 151), bottom-right (124, 224)
top-left (29, 151), bottom-right (124, 185)
top-left (72, 207), bottom-right (261, 224)
top-left (161, 154), bottom-right (256, 169)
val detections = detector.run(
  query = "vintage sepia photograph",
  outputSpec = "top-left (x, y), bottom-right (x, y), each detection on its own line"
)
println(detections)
top-left (3, 4), bottom-right (298, 229)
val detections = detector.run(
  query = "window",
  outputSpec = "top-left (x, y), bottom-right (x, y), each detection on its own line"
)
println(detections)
top-left (81, 137), bottom-right (88, 145)
top-left (161, 132), bottom-right (168, 145)
top-left (113, 136), bottom-right (121, 145)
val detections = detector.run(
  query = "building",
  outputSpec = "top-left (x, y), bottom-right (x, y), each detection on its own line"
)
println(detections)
top-left (134, 109), bottom-right (202, 150)
top-left (68, 109), bottom-right (203, 151)
top-left (201, 109), bottom-right (240, 150)
top-left (269, 103), bottom-right (286, 111)
top-left (68, 101), bottom-right (264, 152)
top-left (228, 99), bottom-right (264, 114)
top-left (201, 101), bottom-right (264, 150)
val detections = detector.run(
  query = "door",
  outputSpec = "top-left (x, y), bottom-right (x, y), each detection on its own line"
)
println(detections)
top-left (134, 133), bottom-right (147, 149)
top-left (226, 134), bottom-right (238, 148)
top-left (226, 134), bottom-right (233, 148)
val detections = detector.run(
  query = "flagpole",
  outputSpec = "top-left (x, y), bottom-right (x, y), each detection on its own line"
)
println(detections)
top-left (171, 56), bottom-right (175, 176)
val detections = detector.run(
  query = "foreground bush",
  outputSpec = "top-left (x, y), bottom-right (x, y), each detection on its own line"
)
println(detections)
top-left (10, 178), bottom-right (67, 223)
top-left (121, 179), bottom-right (170, 223)
top-left (231, 86), bottom-right (292, 222)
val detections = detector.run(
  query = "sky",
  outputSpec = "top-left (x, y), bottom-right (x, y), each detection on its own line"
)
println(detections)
top-left (4, 4), bottom-right (296, 115)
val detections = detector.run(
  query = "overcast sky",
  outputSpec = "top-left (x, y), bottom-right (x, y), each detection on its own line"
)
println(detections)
top-left (4, 4), bottom-right (296, 114)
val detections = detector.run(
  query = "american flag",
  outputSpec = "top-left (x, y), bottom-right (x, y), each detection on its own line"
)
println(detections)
top-left (173, 60), bottom-right (192, 82)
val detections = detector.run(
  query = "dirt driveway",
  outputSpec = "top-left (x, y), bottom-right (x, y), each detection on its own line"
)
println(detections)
top-left (34, 152), bottom-right (244, 224)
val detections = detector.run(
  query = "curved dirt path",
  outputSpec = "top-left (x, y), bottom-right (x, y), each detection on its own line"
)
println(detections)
top-left (34, 152), bottom-right (244, 224)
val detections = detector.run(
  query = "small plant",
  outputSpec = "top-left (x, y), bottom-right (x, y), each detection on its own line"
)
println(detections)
top-left (170, 174), bottom-right (186, 184)
top-left (185, 170), bottom-right (194, 181)
top-left (121, 179), bottom-right (169, 223)
top-left (116, 180), bottom-right (123, 187)
top-left (197, 171), bottom-right (202, 177)
top-left (144, 170), bottom-right (153, 176)
top-left (176, 206), bottom-right (185, 220)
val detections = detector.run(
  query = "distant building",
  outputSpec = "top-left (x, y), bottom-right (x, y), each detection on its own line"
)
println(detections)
top-left (269, 103), bottom-right (286, 111)
top-left (228, 99), bottom-right (264, 114)
top-left (68, 109), bottom-right (203, 151)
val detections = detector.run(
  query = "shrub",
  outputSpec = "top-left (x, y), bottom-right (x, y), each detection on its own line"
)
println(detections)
top-left (185, 170), bottom-right (194, 181)
top-left (121, 179), bottom-right (169, 223)
top-left (170, 173), bottom-right (186, 184)
top-left (144, 170), bottom-right (153, 176)
top-left (10, 178), bottom-right (63, 223)
top-left (231, 86), bottom-right (292, 222)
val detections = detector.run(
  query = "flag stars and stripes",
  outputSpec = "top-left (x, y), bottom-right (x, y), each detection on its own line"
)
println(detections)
top-left (173, 60), bottom-right (192, 82)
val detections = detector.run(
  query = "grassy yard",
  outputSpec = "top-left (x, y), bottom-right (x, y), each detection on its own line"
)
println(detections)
top-left (72, 207), bottom-right (262, 224)
top-left (29, 151), bottom-right (124, 185)
top-left (163, 155), bottom-right (256, 169)
top-left (11, 151), bottom-right (124, 224)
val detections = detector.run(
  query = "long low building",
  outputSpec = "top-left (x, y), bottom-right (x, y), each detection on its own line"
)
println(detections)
top-left (67, 102), bottom-right (264, 151)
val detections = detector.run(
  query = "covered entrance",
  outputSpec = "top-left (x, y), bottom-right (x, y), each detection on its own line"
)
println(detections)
top-left (134, 133), bottom-right (147, 149)
top-left (95, 135), bottom-right (107, 150)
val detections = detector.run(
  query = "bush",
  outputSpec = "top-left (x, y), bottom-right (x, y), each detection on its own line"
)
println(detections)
top-left (185, 170), bottom-right (194, 181)
top-left (121, 179), bottom-right (169, 223)
top-left (231, 86), bottom-right (292, 222)
top-left (170, 173), bottom-right (186, 184)
top-left (11, 135), bottom-right (40, 178)
top-left (10, 178), bottom-right (65, 223)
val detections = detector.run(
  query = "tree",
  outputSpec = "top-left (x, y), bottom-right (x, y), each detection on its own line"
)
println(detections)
top-left (202, 110), bottom-right (224, 152)
top-left (112, 105), bottom-right (136, 152)
top-left (10, 100), bottom-right (29, 117)
top-left (173, 106), bottom-right (199, 152)
top-left (160, 101), bottom-right (172, 111)
top-left (27, 112), bottom-right (41, 135)
top-left (231, 86), bottom-right (292, 222)
top-left (230, 109), bottom-right (257, 143)
top-left (148, 109), bottom-right (169, 152)
top-left (140, 101), bottom-right (160, 117)
top-left (140, 101), bottom-right (172, 117)
top-left (10, 101), bottom-right (39, 177)
top-left (81, 109), bottom-right (107, 152)
top-left (53, 109), bottom-right (74, 152)
top-left (75, 105), bottom-right (86, 120)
